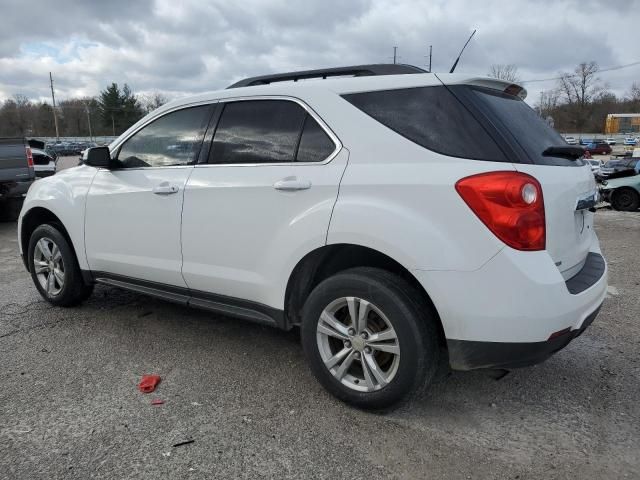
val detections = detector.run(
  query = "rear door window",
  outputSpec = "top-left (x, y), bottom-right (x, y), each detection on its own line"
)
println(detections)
top-left (342, 86), bottom-right (507, 162)
top-left (209, 100), bottom-right (306, 164)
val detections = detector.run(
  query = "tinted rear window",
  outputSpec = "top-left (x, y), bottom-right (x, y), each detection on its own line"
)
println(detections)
top-left (470, 88), bottom-right (577, 166)
top-left (342, 86), bottom-right (507, 162)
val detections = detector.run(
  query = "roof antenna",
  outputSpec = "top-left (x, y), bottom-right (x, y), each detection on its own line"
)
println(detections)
top-left (449, 29), bottom-right (477, 73)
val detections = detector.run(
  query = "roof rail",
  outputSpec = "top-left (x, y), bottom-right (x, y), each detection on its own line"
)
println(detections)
top-left (226, 64), bottom-right (427, 89)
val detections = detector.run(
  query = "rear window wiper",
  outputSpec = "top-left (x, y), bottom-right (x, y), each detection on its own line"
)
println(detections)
top-left (542, 145), bottom-right (584, 160)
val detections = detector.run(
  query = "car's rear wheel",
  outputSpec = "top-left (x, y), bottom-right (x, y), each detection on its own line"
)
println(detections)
top-left (28, 224), bottom-right (93, 306)
top-left (301, 267), bottom-right (439, 409)
top-left (611, 188), bottom-right (640, 212)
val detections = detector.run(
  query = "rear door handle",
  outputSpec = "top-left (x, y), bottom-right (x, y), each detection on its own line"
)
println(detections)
top-left (152, 182), bottom-right (179, 195)
top-left (273, 177), bottom-right (312, 191)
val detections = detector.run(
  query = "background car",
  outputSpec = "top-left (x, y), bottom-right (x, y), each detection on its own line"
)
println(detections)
top-left (623, 137), bottom-right (638, 146)
top-left (600, 174), bottom-right (640, 211)
top-left (579, 138), bottom-right (593, 145)
top-left (30, 148), bottom-right (57, 178)
top-left (564, 136), bottom-right (577, 145)
top-left (588, 159), bottom-right (604, 174)
top-left (599, 158), bottom-right (640, 178)
top-left (584, 142), bottom-right (612, 155)
top-left (605, 138), bottom-right (616, 145)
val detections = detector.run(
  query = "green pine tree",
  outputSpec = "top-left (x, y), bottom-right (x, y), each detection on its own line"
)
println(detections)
top-left (98, 83), bottom-right (144, 135)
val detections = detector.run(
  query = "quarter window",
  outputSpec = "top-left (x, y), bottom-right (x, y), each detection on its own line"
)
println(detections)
top-left (296, 115), bottom-right (336, 162)
top-left (117, 105), bottom-right (211, 168)
top-left (342, 86), bottom-right (507, 162)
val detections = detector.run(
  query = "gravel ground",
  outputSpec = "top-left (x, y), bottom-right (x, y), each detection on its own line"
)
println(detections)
top-left (0, 194), bottom-right (638, 479)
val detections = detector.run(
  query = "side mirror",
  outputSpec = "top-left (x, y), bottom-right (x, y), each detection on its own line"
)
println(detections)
top-left (84, 147), bottom-right (111, 168)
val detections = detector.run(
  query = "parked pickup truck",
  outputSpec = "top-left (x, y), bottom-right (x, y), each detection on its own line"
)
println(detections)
top-left (0, 137), bottom-right (35, 220)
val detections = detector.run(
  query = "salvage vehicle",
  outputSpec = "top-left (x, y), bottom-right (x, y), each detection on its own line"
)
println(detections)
top-left (588, 159), bottom-right (604, 175)
top-left (599, 158), bottom-right (639, 179)
top-left (31, 148), bottom-right (57, 178)
top-left (1, 137), bottom-right (34, 220)
top-left (600, 174), bottom-right (640, 211)
top-left (18, 65), bottom-right (607, 408)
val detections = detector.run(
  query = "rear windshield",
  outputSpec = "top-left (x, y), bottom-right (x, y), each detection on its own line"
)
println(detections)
top-left (342, 86), bottom-right (507, 162)
top-left (469, 87), bottom-right (578, 166)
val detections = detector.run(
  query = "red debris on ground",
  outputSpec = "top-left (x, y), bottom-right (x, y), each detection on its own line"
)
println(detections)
top-left (138, 375), bottom-right (161, 393)
top-left (151, 399), bottom-right (164, 406)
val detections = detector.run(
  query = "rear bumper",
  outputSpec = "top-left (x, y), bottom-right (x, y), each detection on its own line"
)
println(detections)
top-left (34, 169), bottom-right (56, 178)
top-left (413, 238), bottom-right (607, 370)
top-left (446, 304), bottom-right (601, 370)
top-left (0, 179), bottom-right (33, 198)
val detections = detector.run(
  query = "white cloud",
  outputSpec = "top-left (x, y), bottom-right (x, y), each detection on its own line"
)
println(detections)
top-left (0, 0), bottom-right (637, 106)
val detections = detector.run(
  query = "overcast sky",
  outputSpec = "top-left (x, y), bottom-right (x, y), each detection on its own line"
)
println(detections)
top-left (0, 0), bottom-right (638, 106)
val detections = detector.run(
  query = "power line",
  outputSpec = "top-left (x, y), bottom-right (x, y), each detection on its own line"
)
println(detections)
top-left (522, 60), bottom-right (640, 84)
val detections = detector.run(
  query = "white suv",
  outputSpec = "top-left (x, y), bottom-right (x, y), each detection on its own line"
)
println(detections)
top-left (18, 65), bottom-right (607, 408)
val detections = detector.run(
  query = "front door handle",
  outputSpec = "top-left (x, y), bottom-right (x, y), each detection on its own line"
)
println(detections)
top-left (152, 182), bottom-right (179, 195)
top-left (273, 177), bottom-right (312, 191)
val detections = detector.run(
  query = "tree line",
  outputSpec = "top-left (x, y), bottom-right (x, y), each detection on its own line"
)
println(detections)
top-left (0, 83), bottom-right (168, 138)
top-left (489, 61), bottom-right (640, 133)
top-left (3, 62), bottom-right (638, 138)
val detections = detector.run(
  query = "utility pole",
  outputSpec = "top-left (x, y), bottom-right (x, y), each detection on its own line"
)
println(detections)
top-left (85, 102), bottom-right (93, 141)
top-left (393, 46), bottom-right (398, 64)
top-left (428, 45), bottom-right (432, 72)
top-left (49, 72), bottom-right (60, 141)
top-left (111, 113), bottom-right (115, 136)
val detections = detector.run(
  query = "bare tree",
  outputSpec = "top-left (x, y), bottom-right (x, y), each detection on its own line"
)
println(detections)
top-left (626, 83), bottom-right (640, 111)
top-left (557, 62), bottom-right (601, 107)
top-left (536, 88), bottom-right (560, 119)
top-left (557, 61), bottom-right (602, 130)
top-left (488, 64), bottom-right (521, 83)
top-left (140, 92), bottom-right (169, 114)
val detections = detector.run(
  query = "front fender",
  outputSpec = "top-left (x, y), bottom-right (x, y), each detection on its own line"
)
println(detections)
top-left (19, 166), bottom-right (97, 270)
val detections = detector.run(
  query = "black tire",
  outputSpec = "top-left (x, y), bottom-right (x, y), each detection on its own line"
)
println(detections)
top-left (611, 188), bottom-right (640, 212)
top-left (0, 198), bottom-right (23, 222)
top-left (301, 267), bottom-right (440, 410)
top-left (27, 223), bottom-right (94, 306)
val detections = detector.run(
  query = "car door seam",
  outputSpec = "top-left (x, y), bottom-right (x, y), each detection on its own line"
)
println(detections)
top-left (83, 169), bottom-right (100, 271)
top-left (179, 166), bottom-right (197, 290)
top-left (325, 147), bottom-right (350, 245)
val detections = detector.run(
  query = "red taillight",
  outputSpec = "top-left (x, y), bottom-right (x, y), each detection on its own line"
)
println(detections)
top-left (455, 171), bottom-right (546, 251)
top-left (26, 146), bottom-right (34, 168)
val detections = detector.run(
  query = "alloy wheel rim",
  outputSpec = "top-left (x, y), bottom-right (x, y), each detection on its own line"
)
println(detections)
top-left (617, 192), bottom-right (632, 208)
top-left (33, 237), bottom-right (65, 297)
top-left (316, 297), bottom-right (400, 392)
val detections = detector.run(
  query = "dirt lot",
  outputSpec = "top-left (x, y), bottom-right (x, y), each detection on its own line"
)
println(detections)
top-left (0, 204), bottom-right (638, 479)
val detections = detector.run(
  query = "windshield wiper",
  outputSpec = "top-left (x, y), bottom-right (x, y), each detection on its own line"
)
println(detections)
top-left (542, 145), bottom-right (584, 160)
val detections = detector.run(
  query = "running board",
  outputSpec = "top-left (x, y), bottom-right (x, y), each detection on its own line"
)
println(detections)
top-left (93, 274), bottom-right (282, 328)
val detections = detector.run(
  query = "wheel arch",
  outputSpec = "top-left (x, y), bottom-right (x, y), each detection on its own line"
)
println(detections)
top-left (20, 207), bottom-right (78, 272)
top-left (284, 243), bottom-right (447, 349)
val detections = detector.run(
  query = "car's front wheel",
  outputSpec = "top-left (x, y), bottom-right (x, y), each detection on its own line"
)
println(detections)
top-left (301, 267), bottom-right (440, 409)
top-left (28, 224), bottom-right (93, 306)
